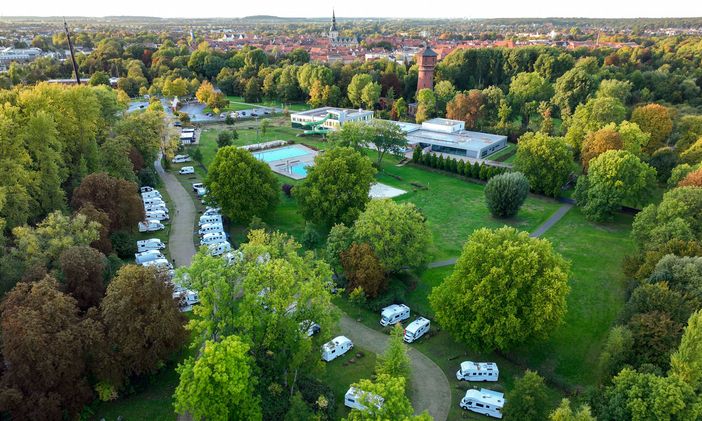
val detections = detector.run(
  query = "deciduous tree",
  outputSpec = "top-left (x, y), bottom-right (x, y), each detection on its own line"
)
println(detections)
top-left (504, 370), bottom-right (550, 421)
top-left (345, 374), bottom-right (431, 421)
top-left (631, 104), bottom-right (673, 154)
top-left (581, 127), bottom-right (623, 171)
top-left (376, 323), bottom-right (411, 380)
top-left (59, 245), bottom-right (107, 310)
top-left (484, 171), bottom-right (530, 218)
top-left (514, 132), bottom-right (574, 197)
top-left (341, 243), bottom-right (386, 299)
top-left (71, 172), bottom-right (144, 232)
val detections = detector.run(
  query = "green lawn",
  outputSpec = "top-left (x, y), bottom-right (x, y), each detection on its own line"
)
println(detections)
top-left (486, 143), bottom-right (516, 162)
top-left (319, 346), bottom-right (377, 420)
top-left (223, 96), bottom-right (311, 112)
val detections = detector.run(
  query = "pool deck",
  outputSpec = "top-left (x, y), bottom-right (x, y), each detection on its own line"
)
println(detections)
top-left (258, 143), bottom-right (319, 179)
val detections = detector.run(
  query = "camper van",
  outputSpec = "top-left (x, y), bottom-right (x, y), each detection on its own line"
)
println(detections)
top-left (459, 389), bottom-right (505, 419)
top-left (141, 190), bottom-right (162, 200)
top-left (321, 336), bottom-right (353, 362)
top-left (456, 361), bottom-right (500, 382)
top-left (200, 232), bottom-right (227, 246)
top-left (138, 220), bottom-right (165, 232)
top-left (199, 214), bottom-right (222, 226)
top-left (380, 304), bottom-right (410, 326)
top-left (137, 238), bottom-right (165, 253)
top-left (178, 166), bottom-right (195, 175)
top-left (344, 387), bottom-right (384, 411)
top-left (192, 182), bottom-right (204, 191)
top-left (172, 155), bottom-right (191, 163)
top-left (208, 241), bottom-right (232, 256)
top-left (203, 207), bottom-right (221, 217)
top-left (145, 210), bottom-right (169, 221)
top-left (140, 186), bottom-right (155, 193)
top-left (145, 203), bottom-right (168, 214)
top-left (173, 288), bottom-right (199, 312)
top-left (143, 197), bottom-right (166, 207)
top-left (135, 250), bottom-right (165, 265)
top-left (403, 317), bottom-right (430, 343)
top-left (199, 223), bottom-right (224, 236)
top-left (142, 258), bottom-right (173, 271)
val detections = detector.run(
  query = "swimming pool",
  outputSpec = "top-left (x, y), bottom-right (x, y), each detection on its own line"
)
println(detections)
top-left (254, 146), bottom-right (309, 163)
top-left (290, 163), bottom-right (311, 177)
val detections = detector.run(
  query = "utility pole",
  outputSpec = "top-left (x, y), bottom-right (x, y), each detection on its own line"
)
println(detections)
top-left (64, 19), bottom-right (81, 84)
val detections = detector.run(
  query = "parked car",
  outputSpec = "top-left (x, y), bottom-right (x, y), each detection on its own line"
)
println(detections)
top-left (321, 336), bottom-right (353, 362)
top-left (138, 220), bottom-right (165, 232)
top-left (179, 166), bottom-right (195, 175)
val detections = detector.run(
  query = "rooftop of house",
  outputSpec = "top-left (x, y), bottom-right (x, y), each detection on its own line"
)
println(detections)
top-left (291, 106), bottom-right (372, 119)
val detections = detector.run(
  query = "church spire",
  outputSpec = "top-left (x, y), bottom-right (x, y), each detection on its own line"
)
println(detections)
top-left (331, 9), bottom-right (338, 32)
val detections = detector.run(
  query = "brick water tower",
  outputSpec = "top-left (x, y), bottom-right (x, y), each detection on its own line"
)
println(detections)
top-left (416, 45), bottom-right (437, 93)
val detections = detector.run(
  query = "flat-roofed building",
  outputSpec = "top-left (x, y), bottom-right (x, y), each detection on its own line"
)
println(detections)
top-left (394, 118), bottom-right (508, 159)
top-left (290, 107), bottom-right (373, 131)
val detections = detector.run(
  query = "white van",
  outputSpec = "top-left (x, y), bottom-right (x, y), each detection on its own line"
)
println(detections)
top-left (199, 223), bottom-right (224, 236)
top-left (380, 304), bottom-right (410, 326)
top-left (460, 389), bottom-right (505, 419)
top-left (137, 238), bottom-right (165, 253)
top-left (456, 362), bottom-right (500, 382)
top-left (138, 220), bottom-right (165, 232)
top-left (403, 317), bottom-right (430, 343)
top-left (143, 197), bottom-right (166, 207)
top-left (141, 190), bottom-right (162, 200)
top-left (178, 166), bottom-right (195, 175)
top-left (203, 207), bottom-right (221, 217)
top-left (344, 387), bottom-right (384, 411)
top-left (199, 214), bottom-right (222, 226)
top-left (135, 250), bottom-right (165, 265)
top-left (321, 336), bottom-right (353, 362)
top-left (172, 155), bottom-right (191, 163)
top-left (140, 186), bottom-right (155, 193)
top-left (195, 187), bottom-right (207, 197)
top-left (208, 241), bottom-right (231, 256)
top-left (142, 258), bottom-right (173, 271)
top-left (200, 232), bottom-right (227, 246)
top-left (192, 182), bottom-right (204, 191)
top-left (145, 210), bottom-right (169, 221)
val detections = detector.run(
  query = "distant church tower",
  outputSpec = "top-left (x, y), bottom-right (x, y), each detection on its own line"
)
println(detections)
top-left (416, 45), bottom-right (437, 93)
top-left (329, 10), bottom-right (339, 44)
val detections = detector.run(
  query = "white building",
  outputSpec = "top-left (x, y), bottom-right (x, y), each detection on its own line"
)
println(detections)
top-left (397, 118), bottom-right (508, 159)
top-left (290, 107), bottom-right (373, 131)
top-left (0, 47), bottom-right (43, 64)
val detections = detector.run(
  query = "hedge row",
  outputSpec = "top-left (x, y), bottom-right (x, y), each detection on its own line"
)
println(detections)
top-left (412, 147), bottom-right (510, 181)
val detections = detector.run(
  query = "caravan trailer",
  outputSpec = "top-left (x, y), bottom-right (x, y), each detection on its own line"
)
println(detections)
top-left (403, 317), bottom-right (430, 343)
top-left (145, 210), bottom-right (169, 221)
top-left (142, 258), bottom-right (173, 271)
top-left (456, 361), bottom-right (500, 382)
top-left (321, 336), bottom-right (353, 362)
top-left (344, 387), bottom-right (384, 411)
top-left (379, 304), bottom-right (410, 326)
top-left (200, 232), bottom-right (227, 246)
top-left (140, 186), bottom-right (155, 193)
top-left (459, 388), bottom-right (505, 419)
top-left (138, 220), bottom-right (165, 232)
top-left (137, 238), bottom-right (165, 253)
top-left (208, 241), bottom-right (232, 256)
top-left (199, 214), bottom-right (222, 226)
top-left (172, 155), bottom-right (191, 163)
top-left (143, 197), bottom-right (166, 207)
top-left (141, 190), bottom-right (162, 200)
top-left (135, 250), bottom-right (165, 265)
top-left (199, 223), bottom-right (224, 236)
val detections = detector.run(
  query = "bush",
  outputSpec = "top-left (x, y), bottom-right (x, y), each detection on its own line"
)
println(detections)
top-left (282, 184), bottom-right (293, 197)
top-left (296, 376), bottom-right (336, 420)
top-left (484, 172), bottom-right (530, 218)
top-left (341, 243), bottom-right (387, 299)
top-left (110, 231), bottom-right (137, 259)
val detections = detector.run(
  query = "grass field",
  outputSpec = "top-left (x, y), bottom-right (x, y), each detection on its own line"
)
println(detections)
top-left (225, 96), bottom-right (311, 112)
top-left (319, 346), bottom-right (377, 420)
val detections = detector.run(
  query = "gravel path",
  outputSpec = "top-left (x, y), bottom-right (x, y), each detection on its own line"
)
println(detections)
top-left (155, 156), bottom-right (197, 267)
top-left (339, 315), bottom-right (451, 421)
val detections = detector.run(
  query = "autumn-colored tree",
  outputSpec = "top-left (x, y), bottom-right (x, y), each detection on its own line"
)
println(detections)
top-left (628, 311), bottom-right (683, 369)
top-left (446, 90), bottom-right (484, 129)
top-left (100, 265), bottom-right (186, 384)
top-left (631, 104), bottom-right (673, 155)
top-left (679, 168), bottom-right (702, 187)
top-left (581, 127), bottom-right (624, 171)
top-left (341, 243), bottom-right (387, 299)
top-left (195, 80), bottom-right (216, 105)
top-left (59, 246), bottom-right (107, 310)
top-left (71, 172), bottom-right (144, 232)
top-left (76, 203), bottom-right (112, 254)
top-left (0, 277), bottom-right (99, 419)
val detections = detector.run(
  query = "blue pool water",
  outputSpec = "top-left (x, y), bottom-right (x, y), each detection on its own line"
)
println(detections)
top-left (254, 146), bottom-right (309, 163)
top-left (290, 163), bottom-right (310, 177)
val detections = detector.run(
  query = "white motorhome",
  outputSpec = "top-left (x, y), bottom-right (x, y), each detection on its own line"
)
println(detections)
top-left (208, 241), bottom-right (231, 256)
top-left (380, 304), bottom-right (410, 326)
top-left (459, 389), bottom-right (505, 419)
top-left (199, 223), bottom-right (224, 236)
top-left (195, 187), bottom-right (207, 197)
top-left (203, 207), bottom-right (221, 217)
top-left (140, 186), bottom-right (155, 193)
top-left (143, 197), bottom-right (166, 207)
top-left (137, 238), bottom-right (165, 253)
top-left (199, 214), bottom-right (222, 226)
top-left (192, 182), bottom-right (204, 191)
top-left (172, 155), bottom-right (191, 163)
top-left (141, 190), bottom-right (162, 200)
top-left (173, 288), bottom-right (199, 312)
top-left (145, 210), bottom-right (169, 221)
top-left (135, 250), bottom-right (165, 265)
top-left (321, 336), bottom-right (353, 362)
top-left (145, 203), bottom-right (168, 214)
top-left (200, 232), bottom-right (227, 246)
top-left (138, 220), bottom-right (165, 232)
top-left (142, 258), bottom-right (173, 271)
top-left (178, 166), bottom-right (195, 175)
top-left (344, 387), bottom-right (384, 411)
top-left (456, 361), bottom-right (499, 382)
top-left (403, 317), bottom-right (430, 343)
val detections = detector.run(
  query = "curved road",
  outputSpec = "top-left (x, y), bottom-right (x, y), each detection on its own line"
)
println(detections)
top-left (157, 157), bottom-right (452, 420)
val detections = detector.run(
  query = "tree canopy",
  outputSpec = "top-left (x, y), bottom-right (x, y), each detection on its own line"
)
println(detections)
top-left (514, 132), bottom-right (574, 197)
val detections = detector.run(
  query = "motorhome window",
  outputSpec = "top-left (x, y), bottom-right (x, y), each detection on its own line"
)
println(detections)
top-left (476, 403), bottom-right (484, 408)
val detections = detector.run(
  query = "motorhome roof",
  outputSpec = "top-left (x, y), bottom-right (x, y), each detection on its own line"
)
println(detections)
top-left (323, 335), bottom-right (351, 351)
top-left (464, 389), bottom-right (505, 407)
top-left (381, 304), bottom-right (407, 318)
top-left (460, 361), bottom-right (498, 372)
top-left (406, 317), bottom-right (429, 333)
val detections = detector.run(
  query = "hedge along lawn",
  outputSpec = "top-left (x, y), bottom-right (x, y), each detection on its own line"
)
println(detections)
top-left (319, 345), bottom-right (377, 420)
top-left (509, 208), bottom-right (633, 388)
top-left (371, 154), bottom-right (563, 260)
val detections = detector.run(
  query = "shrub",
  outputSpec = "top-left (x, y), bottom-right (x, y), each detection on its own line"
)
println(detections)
top-left (282, 184), bottom-right (294, 197)
top-left (484, 172), bottom-right (530, 218)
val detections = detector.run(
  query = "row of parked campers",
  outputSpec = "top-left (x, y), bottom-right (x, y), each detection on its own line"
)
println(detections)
top-left (138, 187), bottom-right (168, 232)
top-left (198, 208), bottom-right (232, 256)
top-left (378, 304), bottom-right (430, 343)
top-left (460, 388), bottom-right (505, 419)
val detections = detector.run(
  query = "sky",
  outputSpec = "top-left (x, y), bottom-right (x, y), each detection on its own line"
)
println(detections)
top-left (1, 0), bottom-right (700, 19)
